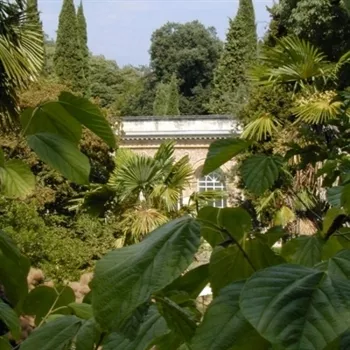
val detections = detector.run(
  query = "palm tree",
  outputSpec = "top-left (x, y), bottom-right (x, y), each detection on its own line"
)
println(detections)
top-left (239, 36), bottom-right (350, 235)
top-left (70, 141), bottom-right (193, 244)
top-left (0, 0), bottom-right (44, 128)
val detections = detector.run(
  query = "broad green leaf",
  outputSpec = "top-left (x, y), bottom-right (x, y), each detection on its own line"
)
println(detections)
top-left (209, 239), bottom-right (283, 295)
top-left (342, 184), bottom-right (350, 213)
top-left (20, 316), bottom-right (82, 350)
top-left (323, 208), bottom-right (346, 236)
top-left (68, 303), bottom-right (93, 320)
top-left (0, 230), bottom-right (30, 308)
top-left (0, 299), bottom-right (20, 340)
top-left (323, 229), bottom-right (350, 259)
top-left (327, 186), bottom-right (343, 208)
top-left (218, 207), bottom-right (252, 243)
top-left (240, 264), bottom-right (350, 350)
top-left (59, 92), bottom-right (116, 148)
top-left (91, 217), bottom-right (200, 332)
top-left (0, 149), bottom-right (4, 167)
top-left (191, 281), bottom-right (269, 350)
top-left (256, 226), bottom-right (286, 247)
top-left (157, 297), bottom-right (196, 342)
top-left (150, 331), bottom-right (184, 350)
top-left (75, 318), bottom-right (101, 350)
top-left (118, 303), bottom-right (151, 339)
top-left (325, 329), bottom-right (350, 350)
top-left (198, 207), bottom-right (228, 247)
top-left (198, 207), bottom-right (252, 247)
top-left (322, 249), bottom-right (350, 279)
top-left (23, 286), bottom-right (75, 326)
top-left (281, 236), bottom-right (324, 267)
top-left (0, 337), bottom-right (11, 350)
top-left (21, 103), bottom-right (82, 144)
top-left (102, 306), bottom-right (169, 350)
top-left (0, 160), bottom-right (35, 198)
top-left (202, 138), bottom-right (250, 175)
top-left (27, 133), bottom-right (90, 185)
top-left (163, 264), bottom-right (209, 300)
top-left (241, 155), bottom-right (283, 195)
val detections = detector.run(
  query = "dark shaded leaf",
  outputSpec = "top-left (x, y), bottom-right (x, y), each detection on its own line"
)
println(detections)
top-left (0, 230), bottom-right (30, 308)
top-left (157, 297), bottom-right (196, 342)
top-left (240, 264), bottom-right (350, 350)
top-left (191, 281), bottom-right (269, 350)
top-left (281, 236), bottom-right (324, 267)
top-left (20, 316), bottom-right (82, 350)
top-left (102, 306), bottom-right (169, 350)
top-left (164, 264), bottom-right (209, 300)
top-left (0, 299), bottom-right (20, 340)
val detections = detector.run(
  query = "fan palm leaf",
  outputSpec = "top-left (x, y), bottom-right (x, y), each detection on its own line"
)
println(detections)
top-left (0, 0), bottom-right (44, 127)
top-left (119, 206), bottom-right (168, 242)
top-left (249, 36), bottom-right (337, 91)
top-left (241, 113), bottom-right (282, 141)
top-left (293, 91), bottom-right (343, 124)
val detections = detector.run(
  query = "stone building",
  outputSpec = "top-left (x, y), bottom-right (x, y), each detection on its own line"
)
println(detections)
top-left (117, 115), bottom-right (241, 207)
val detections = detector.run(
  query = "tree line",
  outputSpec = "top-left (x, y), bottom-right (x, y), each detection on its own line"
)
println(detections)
top-left (28, 0), bottom-right (257, 117)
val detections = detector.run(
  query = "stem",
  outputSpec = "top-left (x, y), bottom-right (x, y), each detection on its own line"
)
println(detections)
top-left (37, 287), bottom-right (67, 328)
top-left (197, 218), bottom-right (256, 272)
top-left (223, 228), bottom-right (257, 272)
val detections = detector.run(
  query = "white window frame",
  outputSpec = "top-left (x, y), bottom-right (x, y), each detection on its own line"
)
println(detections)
top-left (198, 169), bottom-right (227, 208)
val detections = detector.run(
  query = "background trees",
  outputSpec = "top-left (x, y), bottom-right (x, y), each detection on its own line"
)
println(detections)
top-left (54, 0), bottom-right (86, 92)
top-left (150, 21), bottom-right (222, 115)
top-left (209, 0), bottom-right (257, 114)
top-left (77, 1), bottom-right (90, 95)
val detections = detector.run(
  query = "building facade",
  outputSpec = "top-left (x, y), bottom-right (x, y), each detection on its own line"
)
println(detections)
top-left (116, 115), bottom-right (241, 207)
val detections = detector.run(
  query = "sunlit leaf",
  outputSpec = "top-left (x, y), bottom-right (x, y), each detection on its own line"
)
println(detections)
top-left (202, 138), bottom-right (250, 176)
top-left (27, 133), bottom-right (90, 185)
top-left (241, 155), bottom-right (283, 195)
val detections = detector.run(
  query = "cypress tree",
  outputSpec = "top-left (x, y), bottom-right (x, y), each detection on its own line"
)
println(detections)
top-left (166, 73), bottom-right (180, 115)
top-left (54, 0), bottom-right (86, 91)
top-left (26, 0), bottom-right (42, 30)
top-left (209, 0), bottom-right (257, 114)
top-left (153, 83), bottom-right (169, 116)
top-left (77, 1), bottom-right (90, 94)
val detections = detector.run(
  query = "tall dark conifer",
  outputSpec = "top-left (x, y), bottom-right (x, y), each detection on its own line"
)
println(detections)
top-left (77, 1), bottom-right (90, 94)
top-left (54, 0), bottom-right (86, 91)
top-left (209, 0), bottom-right (257, 114)
top-left (167, 74), bottom-right (180, 115)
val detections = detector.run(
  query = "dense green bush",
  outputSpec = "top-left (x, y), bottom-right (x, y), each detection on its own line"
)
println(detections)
top-left (0, 199), bottom-right (116, 281)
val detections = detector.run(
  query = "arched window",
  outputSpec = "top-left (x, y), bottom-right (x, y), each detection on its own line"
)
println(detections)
top-left (198, 169), bottom-right (227, 208)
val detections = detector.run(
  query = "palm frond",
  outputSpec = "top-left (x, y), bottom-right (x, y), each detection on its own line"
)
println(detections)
top-left (165, 155), bottom-right (193, 189)
top-left (249, 36), bottom-right (331, 90)
top-left (108, 155), bottom-right (161, 200)
top-left (120, 206), bottom-right (168, 242)
top-left (293, 91), bottom-right (343, 124)
top-left (151, 184), bottom-right (180, 211)
top-left (0, 0), bottom-right (44, 127)
top-left (241, 113), bottom-right (282, 141)
top-left (154, 140), bottom-right (175, 165)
